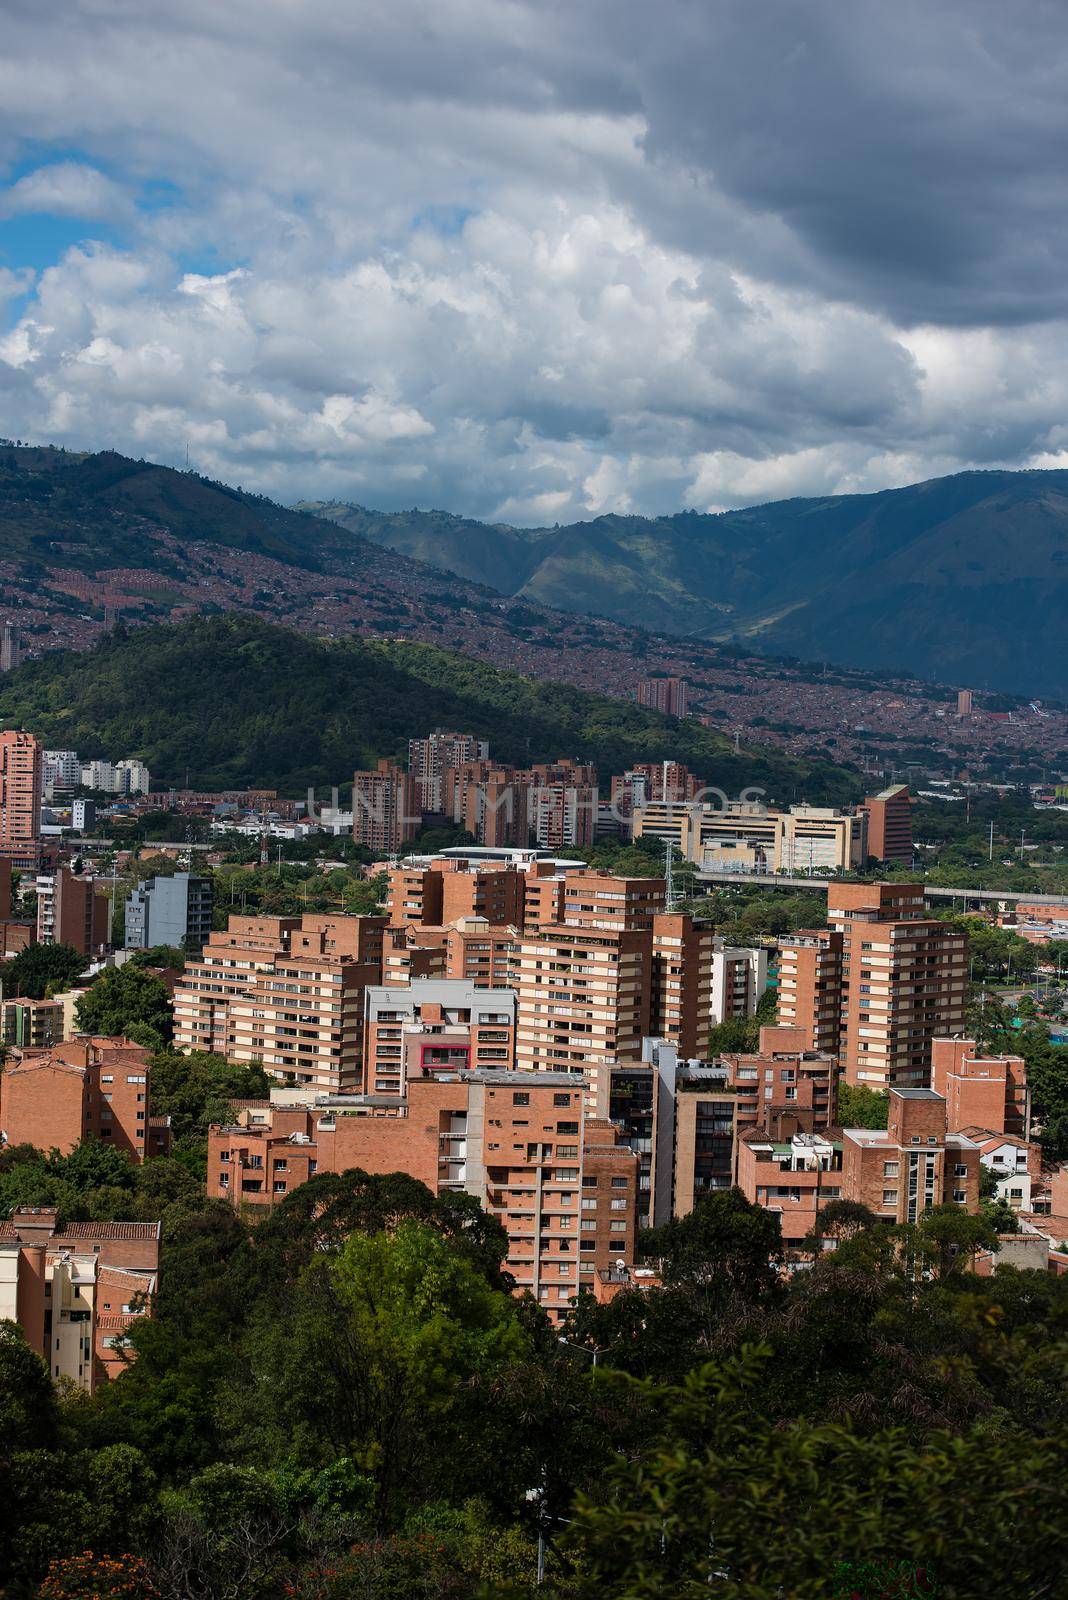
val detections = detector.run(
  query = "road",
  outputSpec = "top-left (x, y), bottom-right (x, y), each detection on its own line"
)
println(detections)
top-left (692, 868), bottom-right (1068, 911)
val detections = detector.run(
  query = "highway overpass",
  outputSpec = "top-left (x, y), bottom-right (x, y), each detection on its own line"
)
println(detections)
top-left (692, 869), bottom-right (1068, 912)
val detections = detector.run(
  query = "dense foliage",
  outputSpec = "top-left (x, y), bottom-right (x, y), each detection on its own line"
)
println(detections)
top-left (2, 1179), bottom-right (1067, 1599)
top-left (0, 612), bottom-right (858, 801)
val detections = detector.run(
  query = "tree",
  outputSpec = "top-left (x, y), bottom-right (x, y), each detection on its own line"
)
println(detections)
top-left (0, 1320), bottom-right (59, 1449)
top-left (911, 1204), bottom-right (1000, 1277)
top-left (837, 1083), bottom-right (889, 1129)
top-left (0, 941), bottom-right (86, 999)
top-left (641, 1188), bottom-right (782, 1296)
top-left (561, 1346), bottom-right (1068, 1600)
top-left (146, 1050), bottom-right (270, 1142)
top-left (75, 966), bottom-right (174, 1047)
top-left (236, 1221), bottom-right (530, 1525)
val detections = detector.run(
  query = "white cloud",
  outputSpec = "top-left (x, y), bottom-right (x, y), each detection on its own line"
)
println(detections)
top-left (0, 162), bottom-right (132, 222)
top-left (1, 2), bottom-right (1068, 521)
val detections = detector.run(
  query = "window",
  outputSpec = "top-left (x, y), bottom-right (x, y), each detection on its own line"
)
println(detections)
top-left (610, 1199), bottom-right (628, 1211)
top-left (513, 1092), bottom-right (530, 1106)
top-left (883, 1161), bottom-right (899, 1177)
top-left (553, 1093), bottom-right (572, 1106)
top-left (954, 1164), bottom-right (968, 1177)
top-left (952, 1189), bottom-right (967, 1203)
top-left (557, 1121), bottom-right (579, 1135)
top-left (611, 1177), bottom-right (628, 1188)
top-left (882, 1190), bottom-right (898, 1204)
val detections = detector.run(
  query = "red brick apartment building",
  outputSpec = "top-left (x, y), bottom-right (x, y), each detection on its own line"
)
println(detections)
top-left (0, 1037), bottom-right (170, 1160)
top-left (36, 866), bottom-right (111, 957)
top-left (778, 885), bottom-right (967, 1090)
top-left (209, 1070), bottom-right (637, 1320)
top-left (862, 783), bottom-right (914, 863)
top-left (0, 1208), bottom-right (159, 1390)
top-left (173, 913), bottom-right (386, 1093)
top-left (737, 1086), bottom-right (981, 1248)
top-left (0, 729), bottom-right (42, 870)
top-left (721, 1023), bottom-right (838, 1137)
top-left (352, 759), bottom-right (419, 853)
top-left (931, 1036), bottom-right (1030, 1138)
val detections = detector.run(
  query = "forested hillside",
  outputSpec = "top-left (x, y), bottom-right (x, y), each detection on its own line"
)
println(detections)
top-left (0, 612), bottom-right (859, 800)
top-left (307, 469), bottom-right (1068, 698)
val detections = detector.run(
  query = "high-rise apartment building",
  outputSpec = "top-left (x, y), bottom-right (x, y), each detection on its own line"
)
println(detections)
top-left (956, 690), bottom-right (973, 717)
top-left (863, 784), bottom-right (913, 863)
top-left (610, 762), bottom-right (700, 825)
top-left (125, 872), bottom-right (214, 952)
top-left (444, 761), bottom-right (531, 847)
top-left (386, 856), bottom-right (527, 929)
top-left (776, 929), bottom-right (845, 1055)
top-left (0, 622), bottom-right (22, 673)
top-left (37, 868), bottom-right (111, 956)
top-left (650, 912), bottom-right (767, 1058)
top-left (782, 885), bottom-right (967, 1090)
top-left (0, 730), bottom-right (42, 869)
top-left (42, 749), bottom-right (81, 800)
top-left (529, 762), bottom-right (598, 851)
top-left (174, 912), bottom-right (386, 1094)
top-left (637, 676), bottom-right (689, 718)
top-left (208, 1071), bottom-right (637, 1321)
top-left (516, 925), bottom-right (653, 1108)
top-left (352, 760), bottom-right (419, 853)
top-left (831, 883), bottom-right (967, 1089)
top-left (408, 731), bottom-right (489, 814)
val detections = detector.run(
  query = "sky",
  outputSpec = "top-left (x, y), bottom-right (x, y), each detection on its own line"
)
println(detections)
top-left (3, 0), bottom-right (1068, 524)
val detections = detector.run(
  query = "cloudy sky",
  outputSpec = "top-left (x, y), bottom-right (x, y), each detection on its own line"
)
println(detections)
top-left (3, 0), bottom-right (1068, 523)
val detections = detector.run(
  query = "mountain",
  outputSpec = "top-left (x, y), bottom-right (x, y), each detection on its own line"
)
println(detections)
top-left (0, 612), bottom-right (858, 801)
top-left (303, 470), bottom-right (1068, 698)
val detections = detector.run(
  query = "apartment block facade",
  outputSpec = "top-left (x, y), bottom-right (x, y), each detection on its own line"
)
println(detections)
top-left (352, 760), bottom-right (419, 853)
top-left (173, 913), bottom-right (386, 1093)
top-left (0, 1037), bottom-right (168, 1160)
top-left (637, 676), bottom-right (689, 718)
top-left (0, 729), bottom-right (42, 869)
top-left (830, 884), bottom-right (968, 1090)
top-left (778, 887), bottom-right (967, 1090)
top-left (409, 731), bottom-right (489, 814)
top-left (37, 867), bottom-right (111, 956)
top-left (776, 929), bottom-right (845, 1055)
top-left (841, 1088), bottom-right (981, 1223)
top-left (930, 1036), bottom-right (1029, 1138)
top-left (125, 871), bottom-right (214, 952)
top-left (363, 978), bottom-right (516, 1094)
top-left (0, 1208), bottom-right (159, 1390)
top-left (208, 1070), bottom-right (637, 1321)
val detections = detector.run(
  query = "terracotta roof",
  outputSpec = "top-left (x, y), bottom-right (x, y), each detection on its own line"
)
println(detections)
top-left (0, 1219), bottom-right (161, 1242)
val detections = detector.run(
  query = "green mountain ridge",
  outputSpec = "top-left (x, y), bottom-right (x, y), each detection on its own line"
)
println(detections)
top-left (302, 470), bottom-right (1068, 697)
top-left (0, 612), bottom-right (859, 801)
